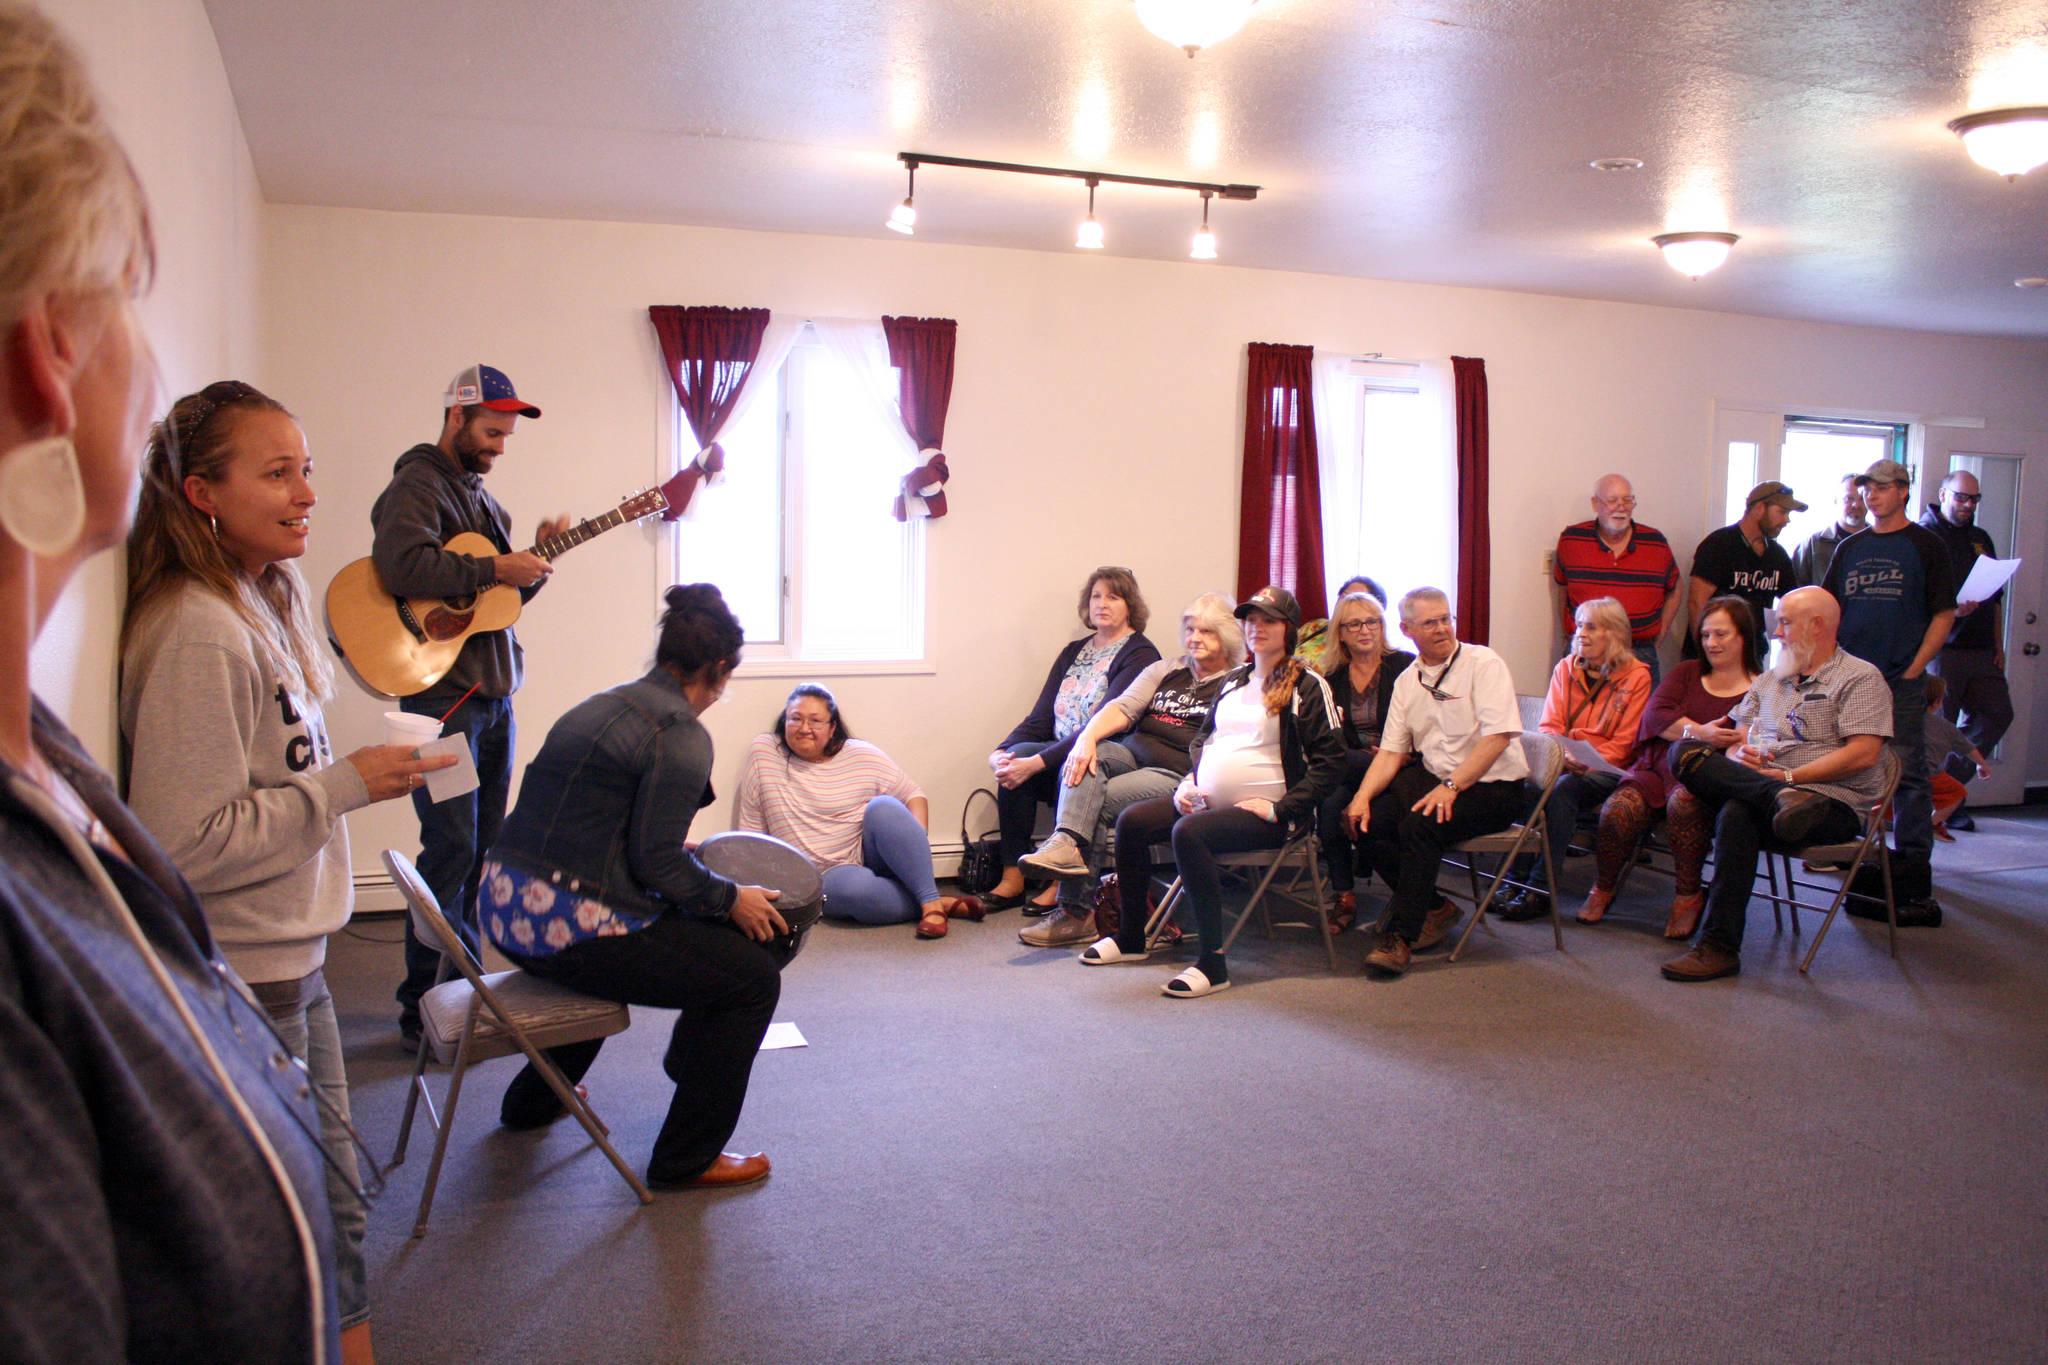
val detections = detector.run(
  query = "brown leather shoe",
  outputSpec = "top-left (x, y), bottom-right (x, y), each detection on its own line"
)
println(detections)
top-left (1413, 900), bottom-right (1462, 951)
top-left (653, 1152), bottom-right (771, 1190)
top-left (1663, 891), bottom-right (1706, 940)
top-left (1327, 891), bottom-right (1358, 934)
top-left (1770, 788), bottom-right (1835, 844)
top-left (1362, 931), bottom-right (1412, 976)
top-left (1660, 942), bottom-right (1740, 982)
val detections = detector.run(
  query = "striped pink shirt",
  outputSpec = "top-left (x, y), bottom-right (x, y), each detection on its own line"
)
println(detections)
top-left (733, 735), bottom-right (924, 869)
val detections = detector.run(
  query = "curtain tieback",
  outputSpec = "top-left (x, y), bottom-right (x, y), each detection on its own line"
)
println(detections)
top-left (663, 442), bottom-right (728, 521)
top-left (894, 449), bottom-right (949, 522)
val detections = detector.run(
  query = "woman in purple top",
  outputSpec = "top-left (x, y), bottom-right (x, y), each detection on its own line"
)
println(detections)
top-left (983, 566), bottom-right (1161, 911)
top-left (1578, 596), bottom-right (1759, 937)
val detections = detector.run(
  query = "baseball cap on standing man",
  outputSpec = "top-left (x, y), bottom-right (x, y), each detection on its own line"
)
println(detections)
top-left (442, 363), bottom-right (541, 419)
top-left (1744, 480), bottom-right (1807, 512)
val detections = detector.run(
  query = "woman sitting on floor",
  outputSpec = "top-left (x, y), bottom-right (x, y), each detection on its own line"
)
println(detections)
top-left (1495, 595), bottom-right (1653, 921)
top-left (1578, 595), bottom-right (1758, 936)
top-left (735, 682), bottom-right (981, 939)
top-left (1315, 589), bottom-right (1415, 932)
top-left (481, 584), bottom-right (787, 1190)
top-left (1014, 591), bottom-right (1244, 949)
top-left (983, 565), bottom-right (1161, 912)
top-left (1082, 587), bottom-right (1346, 998)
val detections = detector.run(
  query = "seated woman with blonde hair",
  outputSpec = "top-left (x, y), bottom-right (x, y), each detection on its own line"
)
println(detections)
top-left (1495, 596), bottom-right (1653, 921)
top-left (735, 683), bottom-right (981, 939)
top-left (1315, 589), bottom-right (1414, 931)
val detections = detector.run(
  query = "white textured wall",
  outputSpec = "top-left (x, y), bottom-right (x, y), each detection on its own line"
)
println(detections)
top-left (258, 207), bottom-right (2048, 872)
top-left (33, 0), bottom-right (264, 764)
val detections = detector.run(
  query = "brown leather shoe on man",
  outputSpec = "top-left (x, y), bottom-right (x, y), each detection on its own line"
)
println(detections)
top-left (1770, 788), bottom-right (1835, 844)
top-left (1362, 931), bottom-right (1412, 976)
top-left (1412, 900), bottom-right (1462, 951)
top-left (652, 1152), bottom-right (771, 1190)
top-left (1659, 942), bottom-right (1740, 982)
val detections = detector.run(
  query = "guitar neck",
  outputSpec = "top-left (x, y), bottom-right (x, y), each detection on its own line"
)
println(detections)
top-left (532, 507), bottom-right (633, 560)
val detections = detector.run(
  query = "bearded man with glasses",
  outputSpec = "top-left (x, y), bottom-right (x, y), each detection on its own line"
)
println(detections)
top-left (1920, 469), bottom-right (2013, 831)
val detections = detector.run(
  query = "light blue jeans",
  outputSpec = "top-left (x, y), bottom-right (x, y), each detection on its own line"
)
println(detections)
top-left (254, 968), bottom-right (368, 1329)
top-left (822, 795), bottom-right (944, 925)
top-left (1051, 741), bottom-right (1181, 909)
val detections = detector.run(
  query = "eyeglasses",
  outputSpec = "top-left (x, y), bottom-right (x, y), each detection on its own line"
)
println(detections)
top-left (1338, 619), bottom-right (1382, 633)
top-left (1950, 492), bottom-right (1982, 505)
top-left (785, 716), bottom-right (831, 730)
top-left (1594, 495), bottom-right (1638, 509)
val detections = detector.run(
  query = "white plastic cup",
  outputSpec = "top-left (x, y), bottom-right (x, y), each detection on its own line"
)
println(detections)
top-left (383, 711), bottom-right (444, 750)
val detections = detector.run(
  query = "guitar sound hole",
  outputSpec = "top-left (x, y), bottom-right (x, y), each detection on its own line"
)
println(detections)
top-left (421, 606), bottom-right (478, 641)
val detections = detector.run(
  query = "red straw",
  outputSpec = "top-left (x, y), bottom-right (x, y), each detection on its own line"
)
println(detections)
top-left (436, 683), bottom-right (480, 726)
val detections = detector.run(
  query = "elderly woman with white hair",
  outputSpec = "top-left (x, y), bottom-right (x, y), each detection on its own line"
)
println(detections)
top-left (1496, 595), bottom-right (1654, 921)
top-left (1017, 592), bottom-right (1246, 948)
top-left (1315, 589), bottom-right (1414, 932)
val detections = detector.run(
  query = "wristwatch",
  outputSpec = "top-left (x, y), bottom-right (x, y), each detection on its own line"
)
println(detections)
top-left (1440, 777), bottom-right (1460, 793)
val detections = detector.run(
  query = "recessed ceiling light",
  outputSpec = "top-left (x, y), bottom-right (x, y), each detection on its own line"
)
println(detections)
top-left (2017, 277), bottom-right (2048, 289)
top-left (1590, 157), bottom-right (1644, 172)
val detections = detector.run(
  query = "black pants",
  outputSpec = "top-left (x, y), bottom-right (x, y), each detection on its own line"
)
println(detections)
top-left (1675, 742), bottom-right (1860, 955)
top-left (1113, 797), bottom-right (1291, 957)
top-left (995, 740), bottom-right (1061, 862)
top-left (502, 912), bottom-right (783, 1182)
top-left (1357, 766), bottom-right (1524, 944)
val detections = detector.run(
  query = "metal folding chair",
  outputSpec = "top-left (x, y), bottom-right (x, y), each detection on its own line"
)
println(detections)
top-left (1445, 732), bottom-right (1568, 961)
top-left (1749, 747), bottom-right (1904, 973)
top-left (383, 849), bottom-right (651, 1236)
top-left (1140, 825), bottom-right (1339, 970)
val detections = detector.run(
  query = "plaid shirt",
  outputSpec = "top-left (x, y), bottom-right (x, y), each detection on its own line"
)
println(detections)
top-left (1727, 647), bottom-right (1893, 814)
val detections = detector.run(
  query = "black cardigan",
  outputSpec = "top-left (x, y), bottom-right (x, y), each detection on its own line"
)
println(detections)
top-left (1322, 648), bottom-right (1417, 749)
top-left (996, 632), bottom-right (1163, 775)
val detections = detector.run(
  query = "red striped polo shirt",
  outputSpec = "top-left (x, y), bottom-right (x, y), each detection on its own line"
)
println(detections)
top-left (1553, 520), bottom-right (1679, 641)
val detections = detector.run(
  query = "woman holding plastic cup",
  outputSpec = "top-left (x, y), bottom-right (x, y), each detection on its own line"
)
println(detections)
top-left (119, 380), bottom-right (451, 1358)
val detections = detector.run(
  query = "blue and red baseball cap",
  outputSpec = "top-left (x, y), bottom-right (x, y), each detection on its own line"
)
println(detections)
top-left (442, 363), bottom-right (541, 418)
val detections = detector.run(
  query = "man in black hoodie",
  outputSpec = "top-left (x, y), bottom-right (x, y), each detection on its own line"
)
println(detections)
top-left (1921, 469), bottom-right (2013, 826)
top-left (373, 365), bottom-right (566, 1042)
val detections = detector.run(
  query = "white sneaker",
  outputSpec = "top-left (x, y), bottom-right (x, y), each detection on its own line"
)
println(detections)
top-left (1161, 965), bottom-right (1231, 998)
top-left (1019, 833), bottom-right (1091, 879)
top-left (1018, 909), bottom-right (1096, 948)
top-left (1079, 935), bottom-right (1148, 965)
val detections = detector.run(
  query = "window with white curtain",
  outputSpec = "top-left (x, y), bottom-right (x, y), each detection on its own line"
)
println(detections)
top-left (1314, 355), bottom-right (1459, 617)
top-left (668, 319), bottom-right (927, 668)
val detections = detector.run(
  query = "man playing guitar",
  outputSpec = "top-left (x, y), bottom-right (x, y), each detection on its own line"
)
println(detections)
top-left (374, 364), bottom-right (567, 1044)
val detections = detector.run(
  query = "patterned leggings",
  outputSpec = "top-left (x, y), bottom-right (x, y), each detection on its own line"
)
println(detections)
top-left (1592, 783), bottom-right (1713, 895)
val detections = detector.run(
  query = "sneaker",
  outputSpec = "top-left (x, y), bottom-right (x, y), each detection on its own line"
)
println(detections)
top-left (1019, 833), bottom-right (1091, 879)
top-left (1493, 890), bottom-right (1551, 924)
top-left (1660, 942), bottom-right (1741, 982)
top-left (1414, 900), bottom-right (1462, 951)
top-left (1362, 931), bottom-right (1412, 976)
top-left (1018, 909), bottom-right (1096, 948)
top-left (1770, 788), bottom-right (1836, 844)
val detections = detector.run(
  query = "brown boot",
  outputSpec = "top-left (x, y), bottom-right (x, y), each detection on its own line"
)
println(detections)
top-left (1660, 941), bottom-right (1740, 982)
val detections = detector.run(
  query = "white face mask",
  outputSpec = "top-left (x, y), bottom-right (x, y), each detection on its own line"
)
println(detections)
top-left (0, 436), bottom-right (85, 557)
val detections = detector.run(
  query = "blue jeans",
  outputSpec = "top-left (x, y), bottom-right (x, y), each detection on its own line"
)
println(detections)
top-left (821, 796), bottom-right (942, 925)
top-left (397, 692), bottom-right (513, 1022)
top-left (253, 970), bottom-right (367, 1329)
top-left (1050, 742), bottom-right (1181, 909)
top-left (1887, 675), bottom-right (1933, 896)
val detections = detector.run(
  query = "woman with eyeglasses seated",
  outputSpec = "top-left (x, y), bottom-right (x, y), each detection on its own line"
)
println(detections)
top-left (1081, 587), bottom-right (1346, 998)
top-left (1577, 595), bottom-right (1759, 936)
top-left (1315, 589), bottom-right (1415, 932)
top-left (1293, 573), bottom-right (1386, 663)
top-left (983, 566), bottom-right (1162, 913)
top-left (1494, 596), bottom-right (1653, 922)
top-left (735, 682), bottom-right (981, 940)
top-left (1013, 591), bottom-right (1245, 950)
top-left (482, 584), bottom-right (787, 1191)
top-left (121, 382), bottom-right (454, 1357)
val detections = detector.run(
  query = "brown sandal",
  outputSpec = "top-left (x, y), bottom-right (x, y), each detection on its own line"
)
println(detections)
top-left (916, 908), bottom-right (950, 939)
top-left (1577, 887), bottom-right (1615, 925)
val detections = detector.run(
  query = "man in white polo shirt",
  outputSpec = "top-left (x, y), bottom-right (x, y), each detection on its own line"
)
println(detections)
top-left (1344, 588), bottom-right (1527, 977)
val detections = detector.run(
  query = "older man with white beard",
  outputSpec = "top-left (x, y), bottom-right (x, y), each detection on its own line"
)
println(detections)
top-left (1659, 587), bottom-right (1891, 982)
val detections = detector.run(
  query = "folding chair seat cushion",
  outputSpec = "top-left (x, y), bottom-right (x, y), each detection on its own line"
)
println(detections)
top-left (418, 970), bottom-right (632, 1066)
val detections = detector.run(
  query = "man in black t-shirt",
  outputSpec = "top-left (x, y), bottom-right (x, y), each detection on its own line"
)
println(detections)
top-left (1920, 470), bottom-right (2013, 807)
top-left (1683, 481), bottom-right (1803, 666)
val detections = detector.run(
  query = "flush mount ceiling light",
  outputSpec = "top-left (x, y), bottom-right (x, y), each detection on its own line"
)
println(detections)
top-left (1947, 106), bottom-right (2048, 180)
top-left (1589, 156), bottom-right (1645, 172)
top-left (1653, 230), bottom-right (1739, 279)
top-left (888, 152), bottom-right (1259, 259)
top-left (886, 162), bottom-right (916, 234)
top-left (1191, 192), bottom-right (1218, 260)
top-left (1135, 0), bottom-right (1257, 57)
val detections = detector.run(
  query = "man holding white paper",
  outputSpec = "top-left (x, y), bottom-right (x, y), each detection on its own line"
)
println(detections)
top-left (1921, 470), bottom-right (2015, 813)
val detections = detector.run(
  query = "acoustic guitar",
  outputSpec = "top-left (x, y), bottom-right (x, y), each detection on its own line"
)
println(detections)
top-left (326, 476), bottom-right (683, 698)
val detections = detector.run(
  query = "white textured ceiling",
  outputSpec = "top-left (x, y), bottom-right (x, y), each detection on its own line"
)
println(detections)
top-left (202, 0), bottom-right (2048, 337)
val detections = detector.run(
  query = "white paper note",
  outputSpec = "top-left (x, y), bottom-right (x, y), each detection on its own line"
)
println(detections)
top-left (761, 1021), bottom-right (808, 1051)
top-left (416, 735), bottom-right (479, 803)
top-left (1558, 736), bottom-right (1627, 778)
top-left (1957, 555), bottom-right (2021, 605)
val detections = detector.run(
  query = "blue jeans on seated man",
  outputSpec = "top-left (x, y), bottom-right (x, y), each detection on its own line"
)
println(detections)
top-left (820, 795), bottom-right (944, 925)
top-left (1673, 740), bottom-right (1860, 957)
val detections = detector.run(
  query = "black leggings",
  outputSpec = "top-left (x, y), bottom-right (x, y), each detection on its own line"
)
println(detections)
top-left (1113, 797), bottom-right (1291, 956)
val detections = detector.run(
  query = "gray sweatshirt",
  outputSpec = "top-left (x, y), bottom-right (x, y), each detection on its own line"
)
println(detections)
top-left (120, 583), bottom-right (371, 983)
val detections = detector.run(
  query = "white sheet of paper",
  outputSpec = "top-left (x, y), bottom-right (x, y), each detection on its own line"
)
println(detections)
top-left (417, 735), bottom-right (480, 803)
top-left (1957, 555), bottom-right (2021, 605)
top-left (1558, 737), bottom-right (1627, 778)
top-left (761, 1021), bottom-right (807, 1051)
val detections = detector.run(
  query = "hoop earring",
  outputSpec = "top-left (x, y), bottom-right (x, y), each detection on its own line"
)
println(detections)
top-left (209, 514), bottom-right (219, 538)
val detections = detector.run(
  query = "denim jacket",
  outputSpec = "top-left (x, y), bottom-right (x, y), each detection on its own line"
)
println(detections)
top-left (490, 667), bottom-right (737, 924)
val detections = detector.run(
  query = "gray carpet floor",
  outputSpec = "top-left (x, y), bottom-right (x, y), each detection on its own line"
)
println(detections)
top-left (329, 809), bottom-right (2048, 1364)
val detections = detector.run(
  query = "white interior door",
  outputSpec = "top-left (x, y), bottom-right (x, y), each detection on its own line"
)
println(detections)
top-left (1921, 427), bottom-right (2048, 806)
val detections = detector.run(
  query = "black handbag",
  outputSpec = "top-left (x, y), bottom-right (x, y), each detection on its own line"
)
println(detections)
top-left (956, 787), bottom-right (1003, 894)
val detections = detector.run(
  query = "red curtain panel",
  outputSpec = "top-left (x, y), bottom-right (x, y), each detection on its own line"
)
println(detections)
top-left (1452, 355), bottom-right (1491, 643)
top-left (1237, 342), bottom-right (1328, 618)
top-left (648, 305), bottom-right (770, 518)
top-left (882, 316), bottom-right (957, 519)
